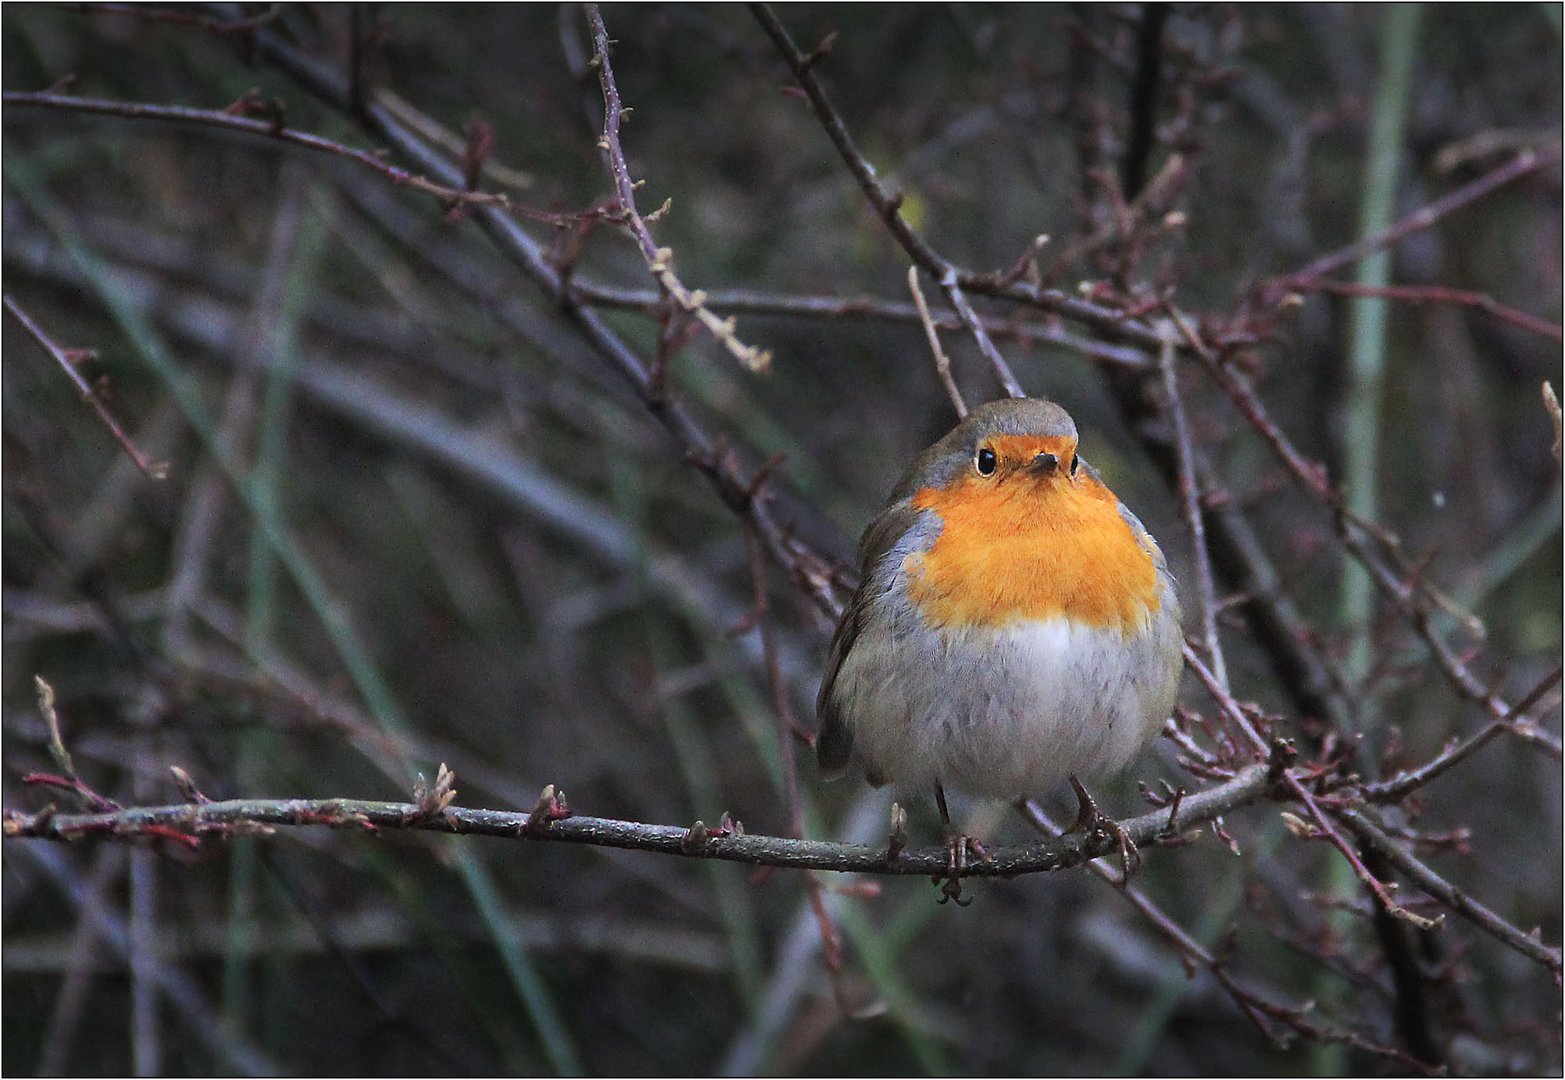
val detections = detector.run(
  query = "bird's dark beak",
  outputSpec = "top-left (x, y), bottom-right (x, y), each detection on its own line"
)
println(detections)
top-left (1029, 452), bottom-right (1060, 475)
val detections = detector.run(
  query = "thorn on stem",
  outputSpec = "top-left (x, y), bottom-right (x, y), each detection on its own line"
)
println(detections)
top-left (801, 30), bottom-right (840, 70)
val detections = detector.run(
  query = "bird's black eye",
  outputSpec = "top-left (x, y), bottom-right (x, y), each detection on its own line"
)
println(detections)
top-left (1070, 453), bottom-right (1080, 477)
top-left (975, 447), bottom-right (997, 476)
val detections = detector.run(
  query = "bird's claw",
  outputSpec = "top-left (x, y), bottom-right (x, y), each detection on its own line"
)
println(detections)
top-left (1069, 774), bottom-right (1140, 881)
top-left (935, 829), bottom-right (991, 905)
top-left (937, 830), bottom-right (972, 906)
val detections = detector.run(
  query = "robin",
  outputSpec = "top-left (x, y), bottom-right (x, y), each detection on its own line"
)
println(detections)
top-left (816, 398), bottom-right (1183, 901)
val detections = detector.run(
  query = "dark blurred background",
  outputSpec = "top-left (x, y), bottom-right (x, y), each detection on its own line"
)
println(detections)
top-left (2, 4), bottom-right (1560, 1075)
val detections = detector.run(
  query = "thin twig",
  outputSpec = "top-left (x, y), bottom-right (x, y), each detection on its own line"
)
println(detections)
top-left (749, 3), bottom-right (1172, 355)
top-left (584, 5), bottom-right (771, 372)
top-left (1157, 311), bottom-right (1226, 690)
top-left (1286, 778), bottom-right (1444, 932)
top-left (742, 520), bottom-right (848, 988)
top-left (1182, 644), bottom-right (1271, 756)
top-left (33, 676), bottom-right (80, 785)
top-left (1366, 665), bottom-right (1563, 801)
top-left (1303, 278), bottom-right (1562, 342)
top-left (0, 91), bottom-right (573, 220)
top-left (1338, 808), bottom-right (1563, 975)
top-left (906, 267), bottom-right (968, 417)
top-left (571, 279), bottom-right (1153, 368)
top-left (940, 269), bottom-right (1026, 398)
top-left (1269, 147), bottom-right (1558, 294)
top-left (5, 294), bottom-right (169, 479)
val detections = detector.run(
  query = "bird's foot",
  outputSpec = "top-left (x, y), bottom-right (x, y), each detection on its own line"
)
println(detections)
top-left (935, 827), bottom-right (992, 906)
top-left (1069, 774), bottom-right (1140, 881)
top-left (931, 781), bottom-right (990, 905)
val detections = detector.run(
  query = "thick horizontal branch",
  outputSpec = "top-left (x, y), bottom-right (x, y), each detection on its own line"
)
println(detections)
top-left (4, 763), bottom-right (1272, 878)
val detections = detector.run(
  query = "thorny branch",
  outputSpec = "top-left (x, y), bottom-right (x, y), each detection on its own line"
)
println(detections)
top-left (583, 4), bottom-right (771, 373)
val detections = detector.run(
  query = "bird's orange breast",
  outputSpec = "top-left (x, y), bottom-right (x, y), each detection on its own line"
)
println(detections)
top-left (904, 465), bottom-right (1161, 634)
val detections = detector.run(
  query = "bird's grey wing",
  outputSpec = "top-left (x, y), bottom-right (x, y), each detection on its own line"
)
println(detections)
top-left (815, 500), bottom-right (924, 778)
top-left (1115, 499), bottom-right (1178, 589)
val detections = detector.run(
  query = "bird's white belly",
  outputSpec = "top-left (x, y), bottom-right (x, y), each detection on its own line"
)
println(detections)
top-left (831, 614), bottom-right (1180, 800)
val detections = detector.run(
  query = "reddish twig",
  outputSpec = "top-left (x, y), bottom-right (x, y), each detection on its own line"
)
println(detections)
top-left (22, 772), bottom-right (120, 814)
top-left (5, 293), bottom-right (169, 480)
top-left (1366, 665), bottom-right (1563, 801)
top-left (1283, 780), bottom-right (1445, 932)
top-left (1182, 643), bottom-right (1271, 757)
top-left (1268, 147), bottom-right (1559, 296)
top-left (1338, 808), bottom-right (1563, 976)
top-left (0, 91), bottom-right (582, 221)
top-left (1301, 278), bottom-right (1561, 342)
top-left (742, 520), bottom-right (847, 984)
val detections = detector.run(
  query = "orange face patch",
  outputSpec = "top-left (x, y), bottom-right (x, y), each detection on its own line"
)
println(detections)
top-left (904, 446), bottom-right (1161, 633)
